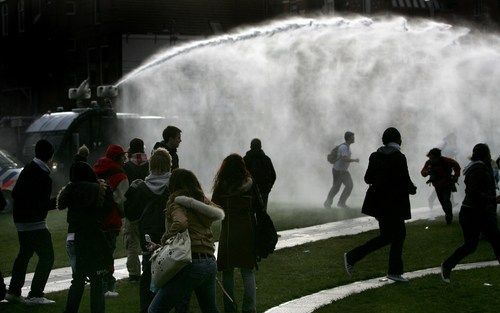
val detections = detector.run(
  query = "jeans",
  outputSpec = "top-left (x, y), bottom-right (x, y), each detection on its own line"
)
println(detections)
top-left (222, 268), bottom-right (256, 313)
top-left (325, 169), bottom-right (353, 207)
top-left (148, 256), bottom-right (219, 313)
top-left (346, 218), bottom-right (406, 275)
top-left (124, 219), bottom-right (141, 277)
top-left (443, 208), bottom-right (500, 270)
top-left (103, 231), bottom-right (118, 292)
top-left (66, 240), bottom-right (77, 274)
top-left (63, 256), bottom-right (105, 313)
top-left (140, 254), bottom-right (154, 313)
top-left (8, 228), bottom-right (54, 297)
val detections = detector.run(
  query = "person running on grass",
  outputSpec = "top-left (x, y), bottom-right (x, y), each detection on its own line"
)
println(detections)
top-left (441, 143), bottom-right (500, 283)
top-left (344, 127), bottom-right (417, 283)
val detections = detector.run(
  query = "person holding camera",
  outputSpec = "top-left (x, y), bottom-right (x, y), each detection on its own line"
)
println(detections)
top-left (343, 127), bottom-right (417, 282)
top-left (124, 148), bottom-right (171, 313)
top-left (421, 148), bottom-right (460, 225)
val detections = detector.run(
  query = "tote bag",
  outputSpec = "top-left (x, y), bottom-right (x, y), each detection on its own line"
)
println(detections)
top-left (150, 230), bottom-right (192, 288)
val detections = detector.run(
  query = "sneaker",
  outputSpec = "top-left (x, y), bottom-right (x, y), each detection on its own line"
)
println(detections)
top-left (441, 263), bottom-right (451, 283)
top-left (337, 203), bottom-right (351, 209)
top-left (25, 297), bottom-right (55, 305)
top-left (343, 253), bottom-right (354, 277)
top-left (386, 274), bottom-right (409, 283)
top-left (323, 201), bottom-right (332, 209)
top-left (5, 293), bottom-right (25, 304)
top-left (104, 291), bottom-right (119, 298)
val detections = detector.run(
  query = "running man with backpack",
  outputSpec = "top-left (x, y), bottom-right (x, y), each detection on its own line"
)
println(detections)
top-left (324, 131), bottom-right (359, 209)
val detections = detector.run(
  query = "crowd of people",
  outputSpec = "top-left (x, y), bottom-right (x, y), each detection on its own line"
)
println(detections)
top-left (1, 124), bottom-right (500, 312)
top-left (325, 128), bottom-right (500, 283)
top-left (0, 125), bottom-right (277, 313)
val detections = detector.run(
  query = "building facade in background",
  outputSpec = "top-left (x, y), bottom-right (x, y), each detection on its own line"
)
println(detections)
top-left (0, 0), bottom-right (498, 118)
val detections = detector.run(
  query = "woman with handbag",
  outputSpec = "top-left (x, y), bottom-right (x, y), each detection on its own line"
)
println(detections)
top-left (148, 168), bottom-right (225, 313)
top-left (212, 154), bottom-right (264, 313)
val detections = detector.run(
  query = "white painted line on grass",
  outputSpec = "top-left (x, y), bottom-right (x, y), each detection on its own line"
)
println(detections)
top-left (264, 261), bottom-right (499, 313)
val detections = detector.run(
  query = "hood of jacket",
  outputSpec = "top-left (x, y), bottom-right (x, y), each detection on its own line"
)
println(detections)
top-left (245, 149), bottom-right (265, 158)
top-left (174, 195), bottom-right (225, 221)
top-left (377, 143), bottom-right (401, 155)
top-left (93, 157), bottom-right (123, 177)
top-left (129, 153), bottom-right (148, 166)
top-left (463, 160), bottom-right (486, 176)
top-left (144, 172), bottom-right (171, 195)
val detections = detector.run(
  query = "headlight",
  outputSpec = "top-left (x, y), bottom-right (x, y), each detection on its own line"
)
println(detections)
top-left (52, 162), bottom-right (58, 171)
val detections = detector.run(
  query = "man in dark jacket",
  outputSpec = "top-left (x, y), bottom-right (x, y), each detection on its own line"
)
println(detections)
top-left (6, 139), bottom-right (56, 304)
top-left (344, 127), bottom-right (417, 282)
top-left (243, 138), bottom-right (276, 208)
top-left (421, 148), bottom-right (460, 225)
top-left (124, 148), bottom-right (171, 313)
top-left (153, 126), bottom-right (181, 170)
top-left (123, 138), bottom-right (149, 281)
top-left (441, 143), bottom-right (500, 283)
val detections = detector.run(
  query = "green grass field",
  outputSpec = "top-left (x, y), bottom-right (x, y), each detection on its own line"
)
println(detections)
top-left (316, 266), bottom-right (500, 313)
top-left (0, 202), bottom-right (362, 276)
top-left (1, 219), bottom-right (498, 313)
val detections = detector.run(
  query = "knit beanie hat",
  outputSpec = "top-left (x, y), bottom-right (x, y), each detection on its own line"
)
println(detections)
top-left (35, 139), bottom-right (54, 162)
top-left (105, 144), bottom-right (126, 161)
top-left (149, 148), bottom-right (172, 175)
top-left (128, 138), bottom-right (145, 155)
top-left (382, 127), bottom-right (402, 145)
top-left (70, 161), bottom-right (98, 183)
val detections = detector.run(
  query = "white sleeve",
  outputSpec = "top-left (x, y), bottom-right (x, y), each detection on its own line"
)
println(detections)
top-left (113, 179), bottom-right (130, 209)
top-left (339, 144), bottom-right (349, 157)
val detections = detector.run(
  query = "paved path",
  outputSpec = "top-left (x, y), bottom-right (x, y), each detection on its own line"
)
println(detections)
top-left (264, 261), bottom-right (499, 313)
top-left (4, 206), bottom-right (444, 296)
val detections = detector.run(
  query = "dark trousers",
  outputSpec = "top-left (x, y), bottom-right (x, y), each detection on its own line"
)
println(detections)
top-left (63, 266), bottom-right (104, 313)
top-left (0, 270), bottom-right (6, 300)
top-left (9, 228), bottom-right (54, 297)
top-left (103, 231), bottom-right (118, 292)
top-left (140, 254), bottom-right (154, 313)
top-left (325, 169), bottom-right (353, 206)
top-left (346, 218), bottom-right (406, 275)
top-left (443, 209), bottom-right (500, 270)
top-left (435, 186), bottom-right (453, 222)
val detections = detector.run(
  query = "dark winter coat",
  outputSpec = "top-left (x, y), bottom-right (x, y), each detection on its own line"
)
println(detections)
top-left (461, 161), bottom-right (497, 215)
top-left (12, 161), bottom-right (53, 223)
top-left (213, 178), bottom-right (263, 270)
top-left (57, 181), bottom-right (114, 273)
top-left (153, 141), bottom-right (179, 170)
top-left (124, 153), bottom-right (149, 182)
top-left (421, 156), bottom-right (460, 190)
top-left (243, 149), bottom-right (276, 195)
top-left (124, 180), bottom-right (168, 252)
top-left (361, 145), bottom-right (416, 220)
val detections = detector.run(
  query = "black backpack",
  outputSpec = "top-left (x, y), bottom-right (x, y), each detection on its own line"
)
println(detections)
top-left (125, 182), bottom-right (168, 251)
top-left (327, 144), bottom-right (343, 164)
